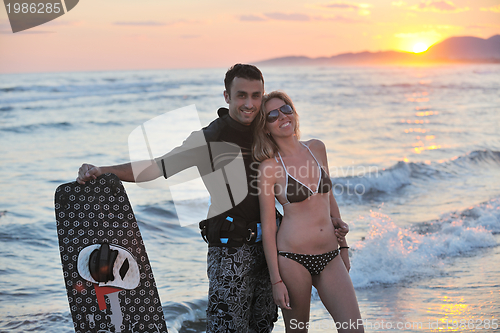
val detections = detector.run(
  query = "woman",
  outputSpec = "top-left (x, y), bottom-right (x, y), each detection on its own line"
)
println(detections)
top-left (253, 91), bottom-right (364, 332)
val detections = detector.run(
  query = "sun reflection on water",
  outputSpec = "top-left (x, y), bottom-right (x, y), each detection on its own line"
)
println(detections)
top-left (427, 297), bottom-right (477, 332)
top-left (416, 111), bottom-right (439, 117)
top-left (405, 128), bottom-right (429, 133)
top-left (402, 89), bottom-right (444, 157)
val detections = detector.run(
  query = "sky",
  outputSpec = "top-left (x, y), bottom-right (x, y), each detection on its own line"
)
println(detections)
top-left (0, 0), bottom-right (499, 74)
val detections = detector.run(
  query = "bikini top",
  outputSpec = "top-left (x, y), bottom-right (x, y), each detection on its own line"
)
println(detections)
top-left (275, 142), bottom-right (333, 206)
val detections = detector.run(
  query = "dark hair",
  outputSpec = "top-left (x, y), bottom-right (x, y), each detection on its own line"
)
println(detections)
top-left (224, 64), bottom-right (264, 97)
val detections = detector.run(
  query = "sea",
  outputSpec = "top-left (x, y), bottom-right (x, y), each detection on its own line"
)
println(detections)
top-left (0, 64), bottom-right (499, 332)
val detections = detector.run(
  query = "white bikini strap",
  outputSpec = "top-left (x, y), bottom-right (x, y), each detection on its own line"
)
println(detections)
top-left (276, 151), bottom-right (289, 174)
top-left (301, 142), bottom-right (321, 167)
top-left (301, 142), bottom-right (322, 192)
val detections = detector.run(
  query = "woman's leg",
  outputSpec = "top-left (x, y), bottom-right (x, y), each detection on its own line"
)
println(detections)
top-left (312, 256), bottom-right (364, 333)
top-left (278, 255), bottom-right (313, 333)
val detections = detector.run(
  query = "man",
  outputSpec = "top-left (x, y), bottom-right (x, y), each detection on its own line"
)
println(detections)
top-left (77, 64), bottom-right (277, 333)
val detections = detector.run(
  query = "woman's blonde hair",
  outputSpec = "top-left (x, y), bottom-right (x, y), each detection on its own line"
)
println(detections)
top-left (253, 91), bottom-right (300, 162)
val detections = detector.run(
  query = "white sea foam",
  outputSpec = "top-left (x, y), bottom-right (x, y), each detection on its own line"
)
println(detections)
top-left (350, 197), bottom-right (499, 288)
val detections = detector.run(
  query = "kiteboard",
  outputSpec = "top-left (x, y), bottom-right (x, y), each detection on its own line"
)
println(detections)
top-left (55, 173), bottom-right (168, 333)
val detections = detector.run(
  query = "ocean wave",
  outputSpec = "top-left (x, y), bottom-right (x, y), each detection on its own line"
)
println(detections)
top-left (331, 149), bottom-right (500, 197)
top-left (350, 197), bottom-right (500, 288)
top-left (381, 83), bottom-right (420, 88)
top-left (0, 80), bottom-right (181, 105)
top-left (0, 222), bottom-right (54, 246)
top-left (88, 120), bottom-right (125, 127)
top-left (0, 300), bottom-right (206, 333)
top-left (473, 68), bottom-right (500, 75)
top-left (0, 86), bottom-right (26, 93)
top-left (378, 80), bottom-right (499, 91)
top-left (447, 149), bottom-right (500, 166)
top-left (2, 120), bottom-right (126, 133)
top-left (1, 122), bottom-right (72, 133)
top-left (434, 83), bottom-right (500, 91)
top-left (409, 149), bottom-right (500, 179)
top-left (164, 299), bottom-right (207, 333)
top-left (0, 311), bottom-right (73, 333)
top-left (332, 161), bottom-right (411, 196)
top-left (23, 105), bottom-right (47, 110)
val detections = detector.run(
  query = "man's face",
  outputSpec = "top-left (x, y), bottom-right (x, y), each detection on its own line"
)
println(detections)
top-left (224, 77), bottom-right (264, 126)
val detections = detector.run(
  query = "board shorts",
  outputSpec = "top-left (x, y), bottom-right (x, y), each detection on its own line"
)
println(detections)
top-left (207, 243), bottom-right (277, 333)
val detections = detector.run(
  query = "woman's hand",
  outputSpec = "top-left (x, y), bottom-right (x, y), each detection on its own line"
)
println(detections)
top-left (332, 217), bottom-right (349, 243)
top-left (339, 248), bottom-right (351, 272)
top-left (272, 281), bottom-right (292, 310)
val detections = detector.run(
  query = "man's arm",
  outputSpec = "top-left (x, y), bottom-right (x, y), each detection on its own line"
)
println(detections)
top-left (76, 160), bottom-right (162, 184)
top-left (153, 131), bottom-right (213, 180)
top-left (77, 125), bottom-right (216, 185)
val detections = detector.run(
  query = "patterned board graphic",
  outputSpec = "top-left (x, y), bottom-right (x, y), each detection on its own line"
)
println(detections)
top-left (55, 173), bottom-right (168, 333)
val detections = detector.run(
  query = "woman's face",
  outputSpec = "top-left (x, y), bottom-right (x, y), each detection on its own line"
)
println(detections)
top-left (264, 97), bottom-right (295, 138)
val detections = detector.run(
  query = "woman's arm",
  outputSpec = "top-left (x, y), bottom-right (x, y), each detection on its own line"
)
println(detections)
top-left (330, 194), bottom-right (349, 241)
top-left (338, 243), bottom-right (351, 272)
top-left (329, 190), bottom-right (351, 271)
top-left (258, 160), bottom-right (291, 310)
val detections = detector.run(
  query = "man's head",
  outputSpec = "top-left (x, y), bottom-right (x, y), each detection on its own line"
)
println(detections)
top-left (223, 64), bottom-right (264, 126)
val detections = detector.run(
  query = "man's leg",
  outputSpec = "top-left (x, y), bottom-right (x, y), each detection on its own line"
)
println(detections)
top-left (248, 244), bottom-right (278, 333)
top-left (206, 244), bottom-right (256, 333)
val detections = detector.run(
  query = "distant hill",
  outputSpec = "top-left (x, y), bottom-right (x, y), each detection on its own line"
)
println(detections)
top-left (424, 35), bottom-right (500, 61)
top-left (254, 35), bottom-right (500, 66)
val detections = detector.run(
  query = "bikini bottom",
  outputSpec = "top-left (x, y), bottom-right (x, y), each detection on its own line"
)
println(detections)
top-left (278, 249), bottom-right (340, 276)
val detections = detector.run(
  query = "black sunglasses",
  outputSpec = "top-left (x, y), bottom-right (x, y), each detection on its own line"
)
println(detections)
top-left (266, 104), bottom-right (293, 123)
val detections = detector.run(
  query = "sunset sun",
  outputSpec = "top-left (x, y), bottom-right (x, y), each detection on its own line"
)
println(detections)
top-left (413, 42), bottom-right (428, 53)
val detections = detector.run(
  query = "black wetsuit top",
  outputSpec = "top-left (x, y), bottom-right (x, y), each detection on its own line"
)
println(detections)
top-left (156, 107), bottom-right (260, 223)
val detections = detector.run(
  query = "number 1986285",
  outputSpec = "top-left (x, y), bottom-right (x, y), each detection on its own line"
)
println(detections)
top-left (6, 3), bottom-right (62, 14)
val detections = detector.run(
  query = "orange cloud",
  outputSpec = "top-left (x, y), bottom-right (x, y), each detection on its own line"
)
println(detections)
top-left (480, 5), bottom-right (500, 13)
top-left (264, 12), bottom-right (311, 21)
top-left (412, 0), bottom-right (469, 13)
top-left (317, 2), bottom-right (371, 15)
top-left (239, 15), bottom-right (267, 22)
top-left (315, 15), bottom-right (366, 23)
top-left (394, 30), bottom-right (441, 39)
top-left (114, 21), bottom-right (167, 26)
top-left (321, 1), bottom-right (362, 10)
top-left (113, 20), bottom-right (198, 27)
top-left (467, 24), bottom-right (499, 29)
top-left (238, 12), bottom-right (366, 23)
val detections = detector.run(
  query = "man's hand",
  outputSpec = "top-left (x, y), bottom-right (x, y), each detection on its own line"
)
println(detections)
top-left (332, 217), bottom-right (349, 243)
top-left (76, 164), bottom-right (102, 184)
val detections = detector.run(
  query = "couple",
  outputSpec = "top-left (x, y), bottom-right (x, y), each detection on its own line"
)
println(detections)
top-left (76, 64), bottom-right (363, 333)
